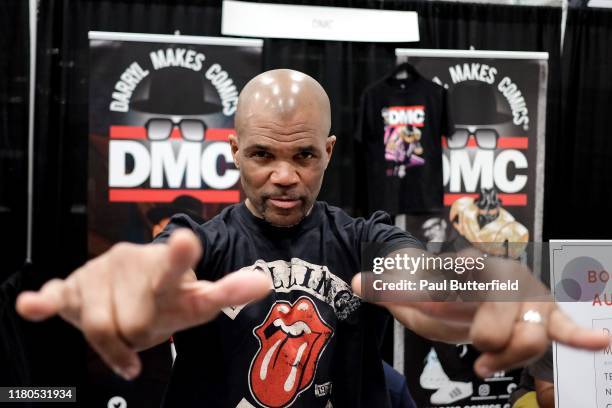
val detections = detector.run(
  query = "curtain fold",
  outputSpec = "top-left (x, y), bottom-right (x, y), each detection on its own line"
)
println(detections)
top-left (0, 0), bottom-right (29, 281)
top-left (547, 7), bottom-right (612, 238)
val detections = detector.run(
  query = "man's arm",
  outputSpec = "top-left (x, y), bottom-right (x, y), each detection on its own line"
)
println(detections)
top-left (16, 229), bottom-right (271, 380)
top-left (353, 246), bottom-right (610, 377)
top-left (534, 378), bottom-right (554, 408)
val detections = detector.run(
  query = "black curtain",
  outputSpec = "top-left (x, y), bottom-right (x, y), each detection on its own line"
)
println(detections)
top-left (0, 1), bottom-right (29, 281)
top-left (546, 7), bottom-right (612, 239)
top-left (0, 0), bottom-right (32, 395)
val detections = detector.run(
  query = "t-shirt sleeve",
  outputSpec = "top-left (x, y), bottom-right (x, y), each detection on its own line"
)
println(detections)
top-left (363, 210), bottom-right (424, 255)
top-left (152, 213), bottom-right (205, 244)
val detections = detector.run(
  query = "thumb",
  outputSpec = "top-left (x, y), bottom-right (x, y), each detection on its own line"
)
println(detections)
top-left (16, 278), bottom-right (68, 321)
top-left (194, 269), bottom-right (272, 309)
top-left (153, 228), bottom-right (202, 291)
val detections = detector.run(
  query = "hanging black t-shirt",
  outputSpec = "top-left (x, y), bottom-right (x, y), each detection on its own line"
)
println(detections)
top-left (356, 74), bottom-right (453, 215)
top-left (155, 202), bottom-right (421, 408)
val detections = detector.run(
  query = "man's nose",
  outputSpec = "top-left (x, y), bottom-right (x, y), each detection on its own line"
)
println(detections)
top-left (270, 162), bottom-right (299, 186)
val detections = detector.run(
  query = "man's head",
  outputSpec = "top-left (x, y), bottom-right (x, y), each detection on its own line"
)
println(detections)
top-left (230, 69), bottom-right (336, 227)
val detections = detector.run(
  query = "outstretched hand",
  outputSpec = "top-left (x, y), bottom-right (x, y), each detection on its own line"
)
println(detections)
top-left (16, 229), bottom-right (271, 380)
top-left (352, 253), bottom-right (610, 378)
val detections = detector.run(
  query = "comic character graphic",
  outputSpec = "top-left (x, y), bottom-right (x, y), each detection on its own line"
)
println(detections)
top-left (249, 297), bottom-right (333, 407)
top-left (450, 188), bottom-right (528, 258)
top-left (446, 81), bottom-right (529, 258)
top-left (382, 107), bottom-right (426, 178)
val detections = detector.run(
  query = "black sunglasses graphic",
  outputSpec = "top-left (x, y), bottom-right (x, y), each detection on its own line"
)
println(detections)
top-left (146, 119), bottom-right (207, 142)
top-left (448, 128), bottom-right (499, 150)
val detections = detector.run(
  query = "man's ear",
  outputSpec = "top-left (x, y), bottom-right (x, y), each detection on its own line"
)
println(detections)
top-left (229, 134), bottom-right (240, 168)
top-left (325, 135), bottom-right (336, 169)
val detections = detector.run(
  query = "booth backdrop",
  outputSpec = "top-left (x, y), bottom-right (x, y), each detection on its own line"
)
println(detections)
top-left (2, 0), bottom-right (612, 401)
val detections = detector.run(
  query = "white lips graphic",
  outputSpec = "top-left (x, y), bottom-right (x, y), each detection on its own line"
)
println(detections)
top-left (258, 319), bottom-right (312, 384)
top-left (273, 319), bottom-right (312, 336)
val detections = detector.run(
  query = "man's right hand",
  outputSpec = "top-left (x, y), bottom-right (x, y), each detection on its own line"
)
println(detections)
top-left (15, 229), bottom-right (271, 380)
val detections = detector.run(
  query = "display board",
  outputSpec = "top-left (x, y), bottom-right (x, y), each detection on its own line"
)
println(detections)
top-left (87, 31), bottom-right (262, 408)
top-left (88, 31), bottom-right (262, 256)
top-left (394, 49), bottom-right (549, 408)
top-left (551, 240), bottom-right (612, 408)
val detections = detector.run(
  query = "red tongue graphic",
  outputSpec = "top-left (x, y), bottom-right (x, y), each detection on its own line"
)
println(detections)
top-left (250, 297), bottom-right (332, 408)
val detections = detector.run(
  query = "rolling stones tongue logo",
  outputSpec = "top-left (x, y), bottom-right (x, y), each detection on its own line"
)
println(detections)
top-left (249, 297), bottom-right (333, 407)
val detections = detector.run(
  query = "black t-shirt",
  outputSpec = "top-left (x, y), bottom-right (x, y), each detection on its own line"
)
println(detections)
top-left (156, 202), bottom-right (421, 408)
top-left (356, 74), bottom-right (453, 215)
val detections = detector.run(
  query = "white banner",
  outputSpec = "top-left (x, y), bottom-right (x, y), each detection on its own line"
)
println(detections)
top-left (222, 0), bottom-right (419, 42)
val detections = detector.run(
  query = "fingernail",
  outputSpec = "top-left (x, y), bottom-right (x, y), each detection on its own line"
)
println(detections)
top-left (113, 364), bottom-right (138, 381)
top-left (124, 364), bottom-right (139, 380)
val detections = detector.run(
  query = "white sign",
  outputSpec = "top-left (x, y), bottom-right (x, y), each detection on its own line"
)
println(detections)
top-left (221, 1), bottom-right (419, 43)
top-left (551, 240), bottom-right (612, 408)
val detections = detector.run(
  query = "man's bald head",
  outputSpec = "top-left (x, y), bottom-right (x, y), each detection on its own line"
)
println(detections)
top-left (235, 69), bottom-right (331, 139)
top-left (229, 69), bottom-right (336, 227)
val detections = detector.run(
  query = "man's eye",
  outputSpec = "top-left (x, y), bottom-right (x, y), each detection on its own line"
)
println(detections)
top-left (252, 151), bottom-right (271, 159)
top-left (297, 151), bottom-right (315, 160)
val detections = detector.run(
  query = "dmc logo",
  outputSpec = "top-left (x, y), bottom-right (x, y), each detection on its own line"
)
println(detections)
top-left (108, 121), bottom-right (239, 193)
top-left (443, 149), bottom-right (528, 194)
top-left (386, 107), bottom-right (425, 127)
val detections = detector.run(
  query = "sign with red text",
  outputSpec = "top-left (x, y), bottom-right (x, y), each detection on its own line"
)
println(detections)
top-left (396, 50), bottom-right (548, 261)
top-left (396, 49), bottom-right (548, 408)
top-left (551, 241), bottom-right (612, 408)
top-left (88, 31), bottom-right (261, 256)
top-left (86, 31), bottom-right (261, 408)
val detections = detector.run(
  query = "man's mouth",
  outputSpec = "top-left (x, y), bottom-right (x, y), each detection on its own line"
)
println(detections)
top-left (267, 197), bottom-right (301, 210)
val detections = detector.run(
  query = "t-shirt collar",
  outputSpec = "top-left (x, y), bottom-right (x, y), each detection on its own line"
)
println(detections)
top-left (236, 201), bottom-right (321, 234)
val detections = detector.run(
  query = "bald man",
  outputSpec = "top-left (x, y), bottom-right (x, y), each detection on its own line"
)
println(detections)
top-left (16, 69), bottom-right (608, 407)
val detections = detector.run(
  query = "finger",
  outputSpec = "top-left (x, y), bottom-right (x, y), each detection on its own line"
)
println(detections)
top-left (351, 273), bottom-right (363, 297)
top-left (474, 306), bottom-right (549, 377)
top-left (16, 279), bottom-right (69, 321)
top-left (182, 269), bottom-right (271, 325)
top-left (548, 308), bottom-right (610, 350)
top-left (152, 228), bottom-right (203, 291)
top-left (77, 265), bottom-right (141, 380)
top-left (470, 302), bottom-right (520, 352)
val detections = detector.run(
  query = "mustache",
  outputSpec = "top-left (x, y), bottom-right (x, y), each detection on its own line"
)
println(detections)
top-left (261, 192), bottom-right (304, 200)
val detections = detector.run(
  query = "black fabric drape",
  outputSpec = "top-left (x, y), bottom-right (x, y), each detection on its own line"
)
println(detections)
top-left (547, 7), bottom-right (612, 238)
top-left (0, 0), bottom-right (29, 282)
top-left (0, 1), bottom-right (37, 397)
